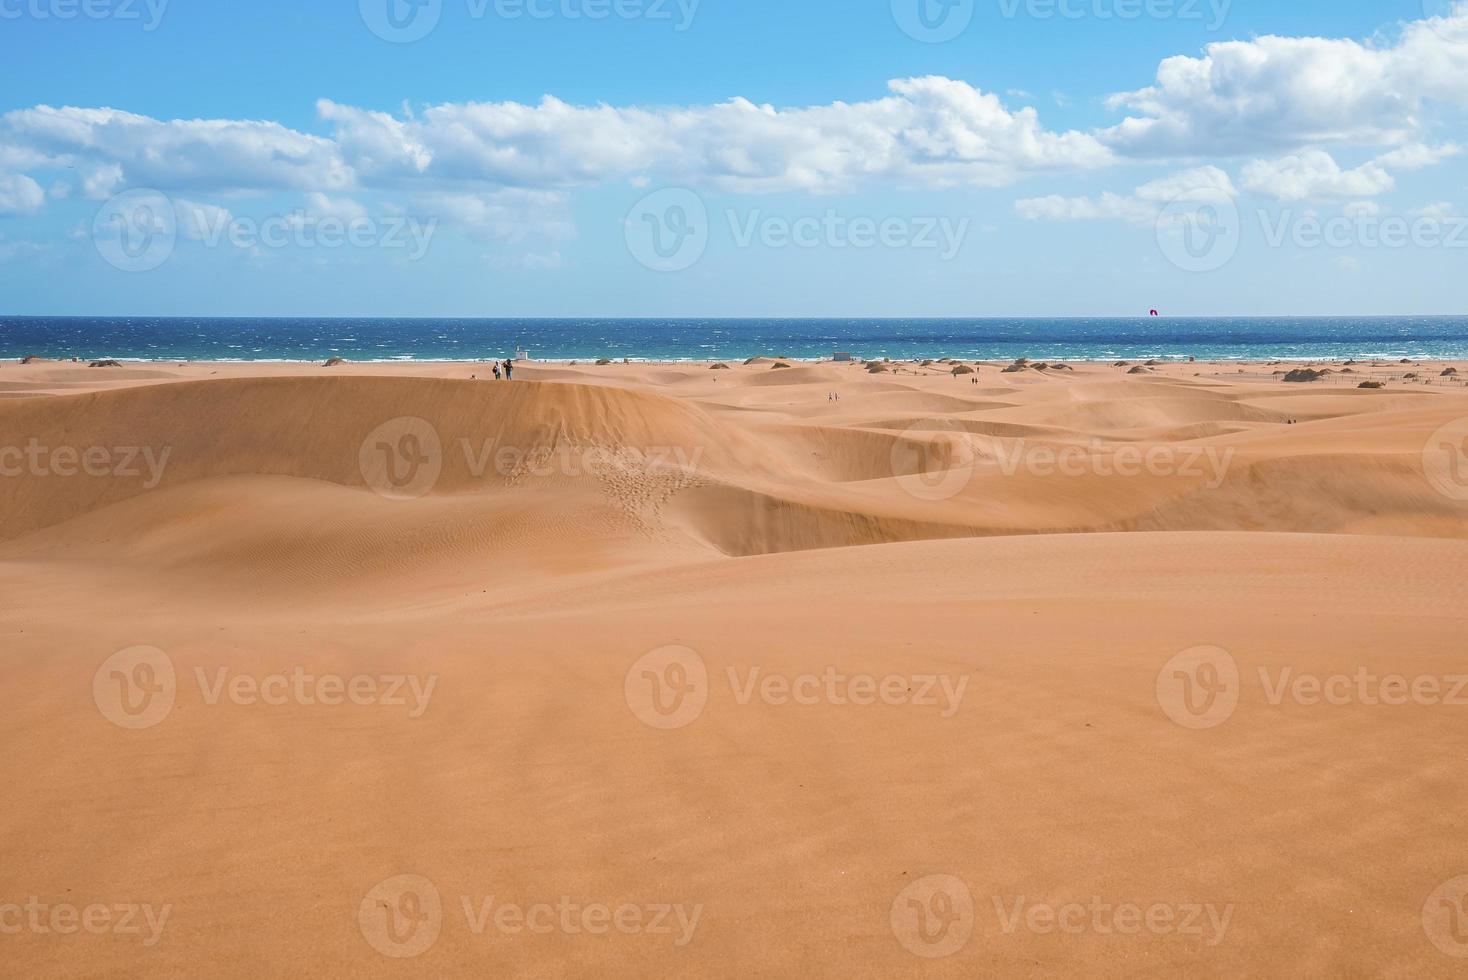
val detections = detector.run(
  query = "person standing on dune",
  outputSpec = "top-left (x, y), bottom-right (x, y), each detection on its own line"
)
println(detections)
top-left (504, 359), bottom-right (514, 381)
top-left (493, 363), bottom-right (501, 380)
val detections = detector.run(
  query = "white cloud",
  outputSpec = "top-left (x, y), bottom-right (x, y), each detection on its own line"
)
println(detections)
top-left (0, 6), bottom-right (1462, 241)
top-left (1372, 142), bottom-right (1461, 170)
top-left (0, 105), bottom-right (354, 195)
top-left (1016, 166), bottom-right (1236, 226)
top-left (0, 80), bottom-right (1109, 211)
top-left (413, 189), bottom-right (576, 242)
top-left (301, 192), bottom-right (368, 222)
top-left (489, 250), bottom-right (564, 271)
top-left (320, 77), bottom-right (1112, 194)
top-left (0, 173), bottom-right (45, 215)
top-left (1101, 6), bottom-right (1468, 157)
top-left (1240, 151), bottom-right (1394, 202)
top-left (174, 199), bottom-right (233, 241)
top-left (1239, 142), bottom-right (1460, 201)
top-left (81, 163), bottom-right (124, 200)
top-left (1411, 201), bottom-right (1456, 219)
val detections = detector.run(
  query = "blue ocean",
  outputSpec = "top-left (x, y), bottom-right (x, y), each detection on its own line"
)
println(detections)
top-left (3, 316), bottom-right (1468, 363)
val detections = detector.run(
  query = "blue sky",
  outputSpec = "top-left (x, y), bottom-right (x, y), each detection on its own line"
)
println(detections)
top-left (0, 0), bottom-right (1465, 316)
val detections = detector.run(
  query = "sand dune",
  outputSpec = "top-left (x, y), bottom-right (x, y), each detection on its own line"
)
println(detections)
top-left (3, 357), bottom-right (1468, 976)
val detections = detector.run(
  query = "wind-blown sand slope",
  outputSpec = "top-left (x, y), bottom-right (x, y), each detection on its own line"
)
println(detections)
top-left (3, 358), bottom-right (1468, 977)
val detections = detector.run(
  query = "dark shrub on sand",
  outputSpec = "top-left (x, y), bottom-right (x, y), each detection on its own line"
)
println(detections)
top-left (1359, 381), bottom-right (1386, 389)
top-left (1283, 368), bottom-right (1327, 383)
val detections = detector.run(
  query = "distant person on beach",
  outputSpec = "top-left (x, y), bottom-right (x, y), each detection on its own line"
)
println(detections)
top-left (504, 359), bottom-right (514, 380)
top-left (492, 363), bottom-right (501, 380)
